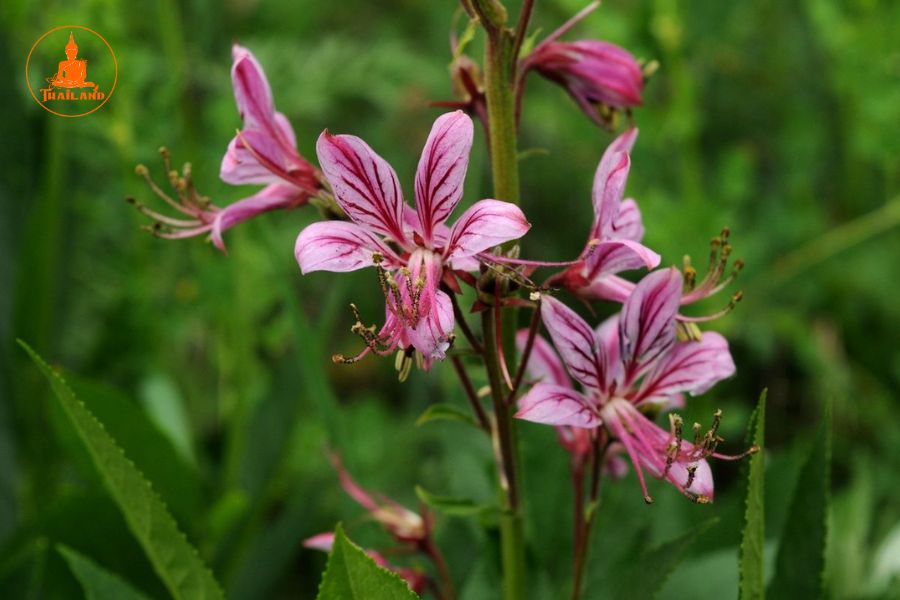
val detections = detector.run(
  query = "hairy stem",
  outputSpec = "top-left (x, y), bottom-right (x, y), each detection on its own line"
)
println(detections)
top-left (479, 3), bottom-right (526, 597)
top-left (484, 29), bottom-right (520, 205)
top-left (482, 309), bottom-right (525, 600)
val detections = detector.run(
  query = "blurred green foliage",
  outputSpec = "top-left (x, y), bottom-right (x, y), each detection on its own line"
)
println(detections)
top-left (1, 0), bottom-right (899, 597)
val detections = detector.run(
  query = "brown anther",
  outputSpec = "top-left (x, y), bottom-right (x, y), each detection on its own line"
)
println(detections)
top-left (135, 164), bottom-right (149, 177)
top-left (372, 252), bottom-right (384, 265)
top-left (685, 464), bottom-right (697, 489)
top-left (684, 266), bottom-right (697, 291)
top-left (733, 259), bottom-right (745, 272)
top-left (721, 244), bottom-right (732, 259)
top-left (720, 226), bottom-right (730, 239)
top-left (643, 495), bottom-right (655, 505)
top-left (158, 146), bottom-right (170, 159)
top-left (664, 414), bottom-right (684, 477)
top-left (693, 422), bottom-right (702, 446)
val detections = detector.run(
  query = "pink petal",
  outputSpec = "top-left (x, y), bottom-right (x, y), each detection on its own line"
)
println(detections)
top-left (540, 297), bottom-right (606, 391)
top-left (414, 111), bottom-right (473, 242)
top-left (316, 131), bottom-right (408, 244)
top-left (666, 458), bottom-right (714, 500)
top-left (592, 151), bottom-right (631, 240)
top-left (565, 41), bottom-right (644, 107)
top-left (444, 199), bottom-right (530, 260)
top-left (515, 331), bottom-right (570, 388)
top-left (303, 532), bottom-right (335, 552)
top-left (211, 183), bottom-right (305, 251)
top-left (594, 314), bottom-right (622, 389)
top-left (611, 198), bottom-right (645, 241)
top-left (579, 274), bottom-right (635, 303)
top-left (637, 332), bottom-right (736, 404)
top-left (407, 289), bottom-right (455, 361)
top-left (620, 268), bottom-right (683, 381)
top-left (230, 44), bottom-right (275, 132)
top-left (583, 239), bottom-right (661, 280)
top-left (220, 114), bottom-right (301, 186)
top-left (295, 221), bottom-right (398, 273)
top-left (515, 383), bottom-right (600, 428)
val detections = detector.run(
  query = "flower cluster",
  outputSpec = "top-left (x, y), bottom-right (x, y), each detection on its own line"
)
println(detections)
top-left (130, 7), bottom-right (758, 593)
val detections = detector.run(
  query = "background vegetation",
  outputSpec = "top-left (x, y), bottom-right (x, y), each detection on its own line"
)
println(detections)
top-left (2, 0), bottom-right (899, 597)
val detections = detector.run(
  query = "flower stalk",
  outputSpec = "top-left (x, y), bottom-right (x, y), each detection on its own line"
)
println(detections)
top-left (475, 2), bottom-right (531, 597)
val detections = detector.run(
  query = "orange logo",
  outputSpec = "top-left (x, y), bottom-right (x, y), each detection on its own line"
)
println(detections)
top-left (25, 25), bottom-right (118, 118)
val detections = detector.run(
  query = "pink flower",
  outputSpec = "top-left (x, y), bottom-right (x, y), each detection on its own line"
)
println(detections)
top-left (549, 128), bottom-right (660, 295)
top-left (221, 45), bottom-right (320, 194)
top-left (516, 268), bottom-right (744, 503)
top-left (328, 453), bottom-right (428, 543)
top-left (131, 45), bottom-right (322, 251)
top-left (576, 228), bottom-right (745, 322)
top-left (295, 111), bottom-right (530, 362)
top-left (215, 45), bottom-right (324, 249)
top-left (522, 3), bottom-right (644, 127)
top-left (303, 533), bottom-right (428, 594)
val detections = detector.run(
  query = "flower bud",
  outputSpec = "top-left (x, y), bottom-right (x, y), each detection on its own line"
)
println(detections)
top-left (526, 39), bottom-right (644, 127)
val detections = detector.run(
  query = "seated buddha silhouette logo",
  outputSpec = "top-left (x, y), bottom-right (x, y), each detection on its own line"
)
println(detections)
top-left (26, 25), bottom-right (118, 118)
top-left (50, 33), bottom-right (95, 89)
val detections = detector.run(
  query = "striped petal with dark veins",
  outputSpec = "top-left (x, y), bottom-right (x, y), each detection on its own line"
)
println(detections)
top-left (316, 131), bottom-right (408, 245)
top-left (414, 111), bottom-right (473, 243)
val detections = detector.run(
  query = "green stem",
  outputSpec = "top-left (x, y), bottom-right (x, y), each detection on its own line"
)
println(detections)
top-left (477, 4), bottom-right (526, 597)
top-left (484, 30), bottom-right (520, 204)
top-left (482, 310), bottom-right (525, 600)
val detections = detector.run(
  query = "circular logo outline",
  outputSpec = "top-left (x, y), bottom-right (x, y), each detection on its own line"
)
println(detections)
top-left (25, 25), bottom-right (118, 118)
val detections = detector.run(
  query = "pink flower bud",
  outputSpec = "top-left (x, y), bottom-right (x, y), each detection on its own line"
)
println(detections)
top-left (527, 39), bottom-right (643, 126)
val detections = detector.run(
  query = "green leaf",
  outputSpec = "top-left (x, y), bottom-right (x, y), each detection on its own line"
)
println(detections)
top-left (415, 485), bottom-right (496, 517)
top-left (768, 398), bottom-right (831, 599)
top-left (57, 545), bottom-right (151, 600)
top-left (740, 389), bottom-right (767, 600)
top-left (316, 524), bottom-right (419, 600)
top-left (518, 28), bottom-right (543, 59)
top-left (591, 518), bottom-right (718, 599)
top-left (415, 403), bottom-right (479, 429)
top-left (70, 376), bottom-right (199, 521)
top-left (452, 18), bottom-right (478, 61)
top-left (19, 341), bottom-right (224, 600)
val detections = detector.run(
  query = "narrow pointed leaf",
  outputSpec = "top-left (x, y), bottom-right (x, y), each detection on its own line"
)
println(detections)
top-left (19, 341), bottom-right (224, 600)
top-left (415, 486), bottom-right (496, 517)
top-left (58, 545), bottom-right (151, 600)
top-left (415, 403), bottom-right (480, 429)
top-left (740, 389), bottom-right (767, 600)
top-left (316, 524), bottom-right (418, 599)
top-left (590, 518), bottom-right (718, 599)
top-left (768, 397), bottom-right (831, 599)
